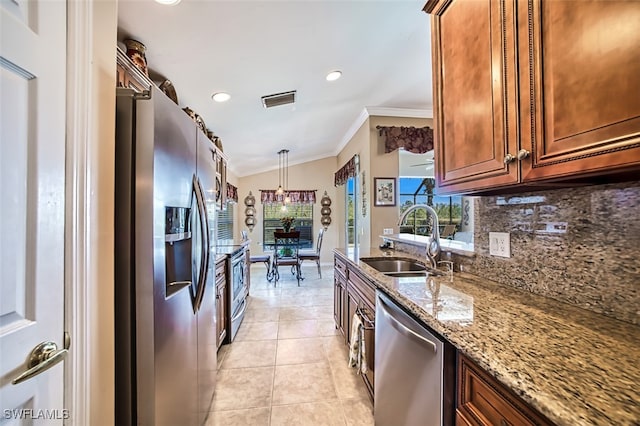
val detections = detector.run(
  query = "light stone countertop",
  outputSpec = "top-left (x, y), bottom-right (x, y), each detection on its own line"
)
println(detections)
top-left (335, 247), bottom-right (640, 426)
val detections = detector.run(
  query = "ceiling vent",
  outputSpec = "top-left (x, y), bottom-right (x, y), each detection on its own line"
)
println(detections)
top-left (261, 90), bottom-right (296, 108)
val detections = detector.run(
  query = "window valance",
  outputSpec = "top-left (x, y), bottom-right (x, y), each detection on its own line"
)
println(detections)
top-left (377, 126), bottom-right (434, 154)
top-left (226, 183), bottom-right (238, 203)
top-left (334, 155), bottom-right (358, 187)
top-left (259, 190), bottom-right (317, 204)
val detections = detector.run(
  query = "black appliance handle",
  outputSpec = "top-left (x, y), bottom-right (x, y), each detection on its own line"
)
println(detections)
top-left (192, 175), bottom-right (209, 313)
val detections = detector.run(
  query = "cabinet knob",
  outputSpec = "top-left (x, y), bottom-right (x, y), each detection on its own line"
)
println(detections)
top-left (503, 154), bottom-right (516, 164)
top-left (517, 149), bottom-right (530, 160)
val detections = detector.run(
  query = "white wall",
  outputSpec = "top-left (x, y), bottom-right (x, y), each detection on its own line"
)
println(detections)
top-left (67, 0), bottom-right (117, 423)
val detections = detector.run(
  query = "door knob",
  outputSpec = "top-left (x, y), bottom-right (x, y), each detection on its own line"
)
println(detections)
top-left (517, 149), bottom-right (530, 160)
top-left (503, 153), bottom-right (516, 164)
top-left (12, 341), bottom-right (69, 385)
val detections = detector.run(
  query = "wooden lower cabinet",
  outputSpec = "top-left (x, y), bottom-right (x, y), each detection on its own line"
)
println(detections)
top-left (457, 354), bottom-right (553, 426)
top-left (333, 254), bottom-right (376, 401)
top-left (215, 258), bottom-right (227, 349)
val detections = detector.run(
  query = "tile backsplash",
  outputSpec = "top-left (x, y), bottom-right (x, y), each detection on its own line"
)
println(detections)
top-left (459, 181), bottom-right (640, 325)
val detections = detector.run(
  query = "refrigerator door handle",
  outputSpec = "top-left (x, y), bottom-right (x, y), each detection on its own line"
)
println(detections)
top-left (192, 175), bottom-right (210, 313)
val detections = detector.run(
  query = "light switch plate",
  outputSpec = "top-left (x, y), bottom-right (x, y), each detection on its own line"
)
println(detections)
top-left (489, 232), bottom-right (510, 258)
top-left (383, 228), bottom-right (393, 235)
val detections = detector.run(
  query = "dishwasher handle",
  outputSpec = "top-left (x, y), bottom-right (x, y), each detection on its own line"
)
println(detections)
top-left (378, 298), bottom-right (437, 353)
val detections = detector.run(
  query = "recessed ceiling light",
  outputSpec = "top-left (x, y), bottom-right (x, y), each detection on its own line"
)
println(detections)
top-left (326, 70), bottom-right (342, 81)
top-left (154, 0), bottom-right (181, 5)
top-left (212, 92), bottom-right (231, 103)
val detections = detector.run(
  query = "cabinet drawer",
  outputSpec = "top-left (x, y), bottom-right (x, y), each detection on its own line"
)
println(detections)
top-left (457, 355), bottom-right (552, 426)
top-left (334, 255), bottom-right (347, 278)
top-left (347, 268), bottom-right (375, 308)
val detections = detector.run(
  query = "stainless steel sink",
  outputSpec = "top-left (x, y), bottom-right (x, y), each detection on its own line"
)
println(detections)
top-left (384, 270), bottom-right (446, 278)
top-left (360, 258), bottom-right (426, 273)
top-left (383, 271), bottom-right (428, 277)
top-left (360, 257), bottom-right (447, 278)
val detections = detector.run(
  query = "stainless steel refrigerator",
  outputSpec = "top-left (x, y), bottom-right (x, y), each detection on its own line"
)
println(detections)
top-left (114, 86), bottom-right (217, 425)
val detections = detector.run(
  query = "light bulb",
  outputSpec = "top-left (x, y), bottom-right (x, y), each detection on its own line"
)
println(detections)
top-left (211, 92), bottom-right (231, 102)
top-left (284, 195), bottom-right (291, 204)
top-left (276, 186), bottom-right (284, 195)
top-left (326, 70), bottom-right (342, 81)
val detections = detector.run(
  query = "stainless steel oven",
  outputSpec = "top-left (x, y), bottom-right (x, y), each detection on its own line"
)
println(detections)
top-left (228, 249), bottom-right (247, 341)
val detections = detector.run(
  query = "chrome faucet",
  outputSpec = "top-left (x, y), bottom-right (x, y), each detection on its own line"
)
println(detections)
top-left (397, 204), bottom-right (441, 269)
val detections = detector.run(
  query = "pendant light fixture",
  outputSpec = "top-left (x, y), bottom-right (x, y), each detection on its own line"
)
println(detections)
top-left (276, 149), bottom-right (290, 203)
top-left (276, 149), bottom-right (284, 196)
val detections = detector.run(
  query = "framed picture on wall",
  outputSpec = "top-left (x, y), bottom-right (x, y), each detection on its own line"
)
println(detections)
top-left (374, 177), bottom-right (396, 206)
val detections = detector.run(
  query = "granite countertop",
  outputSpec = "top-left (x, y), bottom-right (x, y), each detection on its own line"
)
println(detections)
top-left (213, 239), bottom-right (250, 260)
top-left (335, 247), bottom-right (640, 426)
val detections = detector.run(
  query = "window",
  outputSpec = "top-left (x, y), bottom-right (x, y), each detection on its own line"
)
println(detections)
top-left (263, 204), bottom-right (313, 249)
top-left (398, 177), bottom-right (462, 237)
top-left (346, 178), bottom-right (357, 246)
top-left (217, 203), bottom-right (234, 243)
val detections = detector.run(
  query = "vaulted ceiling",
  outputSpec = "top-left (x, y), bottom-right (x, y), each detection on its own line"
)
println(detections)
top-left (117, 0), bottom-right (433, 177)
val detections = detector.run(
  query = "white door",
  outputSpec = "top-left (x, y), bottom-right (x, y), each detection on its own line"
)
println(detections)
top-left (1, 0), bottom-right (67, 423)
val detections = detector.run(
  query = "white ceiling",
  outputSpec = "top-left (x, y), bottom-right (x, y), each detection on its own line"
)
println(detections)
top-left (117, 0), bottom-right (433, 177)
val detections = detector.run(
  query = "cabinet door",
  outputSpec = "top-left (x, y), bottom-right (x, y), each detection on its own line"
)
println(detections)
top-left (333, 275), bottom-right (345, 336)
top-left (346, 291), bottom-right (358, 347)
top-left (427, 0), bottom-right (519, 194)
top-left (215, 260), bottom-right (227, 348)
top-left (215, 282), bottom-right (227, 348)
top-left (519, 0), bottom-right (640, 181)
top-left (359, 301), bottom-right (375, 400)
top-left (457, 354), bottom-right (552, 426)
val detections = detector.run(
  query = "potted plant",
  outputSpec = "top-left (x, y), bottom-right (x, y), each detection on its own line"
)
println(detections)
top-left (280, 216), bottom-right (295, 232)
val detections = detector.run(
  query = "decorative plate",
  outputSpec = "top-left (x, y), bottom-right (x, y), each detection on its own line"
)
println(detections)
top-left (158, 79), bottom-right (178, 104)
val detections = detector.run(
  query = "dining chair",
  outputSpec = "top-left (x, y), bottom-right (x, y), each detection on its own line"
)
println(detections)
top-left (440, 224), bottom-right (457, 240)
top-left (298, 228), bottom-right (324, 278)
top-left (271, 230), bottom-right (302, 286)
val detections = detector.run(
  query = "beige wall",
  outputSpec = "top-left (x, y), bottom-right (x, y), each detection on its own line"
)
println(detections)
top-left (237, 156), bottom-right (339, 263)
top-left (368, 116), bottom-right (433, 246)
top-left (232, 114), bottom-right (433, 255)
top-left (334, 115), bottom-right (433, 251)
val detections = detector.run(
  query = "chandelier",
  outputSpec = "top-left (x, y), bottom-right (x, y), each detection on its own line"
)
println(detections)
top-left (276, 149), bottom-right (290, 205)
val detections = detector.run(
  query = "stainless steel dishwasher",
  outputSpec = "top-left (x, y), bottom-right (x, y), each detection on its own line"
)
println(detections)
top-left (375, 291), bottom-right (444, 426)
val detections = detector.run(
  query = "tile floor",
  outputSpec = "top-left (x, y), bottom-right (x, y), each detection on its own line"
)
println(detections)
top-left (207, 263), bottom-right (374, 426)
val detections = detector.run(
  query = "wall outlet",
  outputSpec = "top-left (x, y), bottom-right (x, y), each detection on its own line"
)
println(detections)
top-left (489, 232), bottom-right (510, 258)
top-left (383, 228), bottom-right (393, 235)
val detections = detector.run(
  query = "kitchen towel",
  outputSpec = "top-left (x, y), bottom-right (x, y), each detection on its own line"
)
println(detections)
top-left (348, 313), bottom-right (368, 375)
top-left (359, 321), bottom-right (368, 374)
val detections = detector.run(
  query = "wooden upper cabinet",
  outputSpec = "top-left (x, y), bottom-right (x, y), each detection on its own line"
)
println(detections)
top-left (426, 0), bottom-right (520, 194)
top-left (518, 0), bottom-right (640, 182)
top-left (425, 0), bottom-right (640, 195)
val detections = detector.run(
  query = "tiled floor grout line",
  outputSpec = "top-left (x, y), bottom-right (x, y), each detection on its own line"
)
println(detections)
top-left (208, 265), bottom-right (372, 425)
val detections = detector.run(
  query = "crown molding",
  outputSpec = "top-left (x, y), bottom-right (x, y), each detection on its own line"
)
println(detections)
top-left (365, 106), bottom-right (433, 118)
